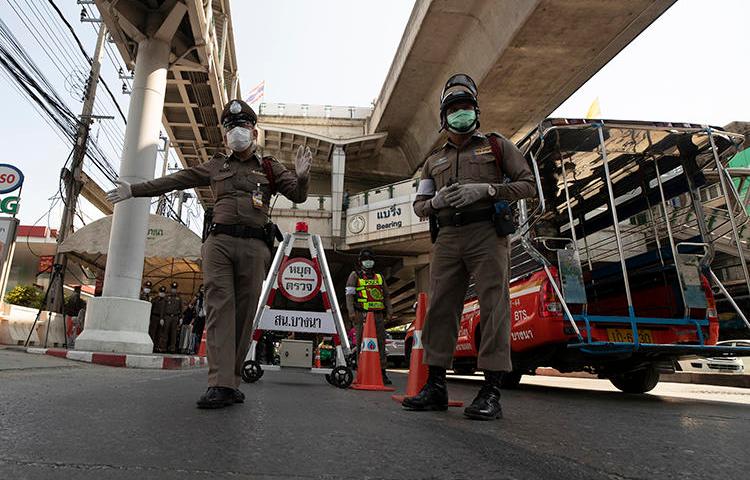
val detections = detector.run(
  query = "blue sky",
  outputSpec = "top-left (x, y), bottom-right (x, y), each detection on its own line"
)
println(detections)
top-left (1, 0), bottom-right (749, 230)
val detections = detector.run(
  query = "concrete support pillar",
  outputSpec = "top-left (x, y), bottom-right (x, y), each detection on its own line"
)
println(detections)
top-left (415, 263), bottom-right (430, 296)
top-left (76, 38), bottom-right (171, 354)
top-left (331, 145), bottom-right (346, 239)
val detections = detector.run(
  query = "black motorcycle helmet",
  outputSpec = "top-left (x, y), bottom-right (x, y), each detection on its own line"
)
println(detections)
top-left (439, 73), bottom-right (480, 132)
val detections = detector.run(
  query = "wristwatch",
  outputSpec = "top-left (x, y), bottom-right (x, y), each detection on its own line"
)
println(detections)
top-left (487, 184), bottom-right (497, 199)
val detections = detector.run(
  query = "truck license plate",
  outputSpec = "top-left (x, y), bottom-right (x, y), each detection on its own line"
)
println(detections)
top-left (607, 328), bottom-right (653, 344)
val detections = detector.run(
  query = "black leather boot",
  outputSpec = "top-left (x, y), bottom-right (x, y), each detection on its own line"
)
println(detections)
top-left (464, 371), bottom-right (503, 420)
top-left (402, 366), bottom-right (448, 411)
top-left (232, 388), bottom-right (245, 404)
top-left (196, 387), bottom-right (235, 409)
top-left (382, 369), bottom-right (392, 385)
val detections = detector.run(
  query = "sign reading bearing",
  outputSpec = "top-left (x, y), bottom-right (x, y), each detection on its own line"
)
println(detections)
top-left (278, 257), bottom-right (321, 302)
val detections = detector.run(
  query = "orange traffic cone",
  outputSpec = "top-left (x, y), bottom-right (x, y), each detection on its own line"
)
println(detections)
top-left (392, 293), bottom-right (463, 406)
top-left (352, 312), bottom-right (394, 392)
top-left (197, 331), bottom-right (207, 357)
top-left (314, 348), bottom-right (321, 368)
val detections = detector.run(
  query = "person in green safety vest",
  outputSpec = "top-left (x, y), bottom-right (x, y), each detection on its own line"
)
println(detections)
top-left (345, 248), bottom-right (393, 384)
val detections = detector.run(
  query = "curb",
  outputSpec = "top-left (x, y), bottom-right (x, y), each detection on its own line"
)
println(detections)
top-left (26, 347), bottom-right (208, 370)
top-left (535, 367), bottom-right (749, 389)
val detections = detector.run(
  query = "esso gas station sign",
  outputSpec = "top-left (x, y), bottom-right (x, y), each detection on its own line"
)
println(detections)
top-left (0, 164), bottom-right (23, 194)
top-left (278, 257), bottom-right (321, 302)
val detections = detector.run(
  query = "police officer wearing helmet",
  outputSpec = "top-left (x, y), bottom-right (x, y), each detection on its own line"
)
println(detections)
top-left (345, 248), bottom-right (393, 384)
top-left (403, 74), bottom-right (536, 420)
top-left (140, 281), bottom-right (153, 301)
top-left (106, 99), bottom-right (312, 408)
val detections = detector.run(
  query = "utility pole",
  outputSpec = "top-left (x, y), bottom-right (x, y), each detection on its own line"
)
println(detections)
top-left (49, 23), bottom-right (108, 312)
top-left (155, 135), bottom-right (170, 215)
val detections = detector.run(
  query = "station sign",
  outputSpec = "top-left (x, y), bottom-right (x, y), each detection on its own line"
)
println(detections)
top-left (346, 195), bottom-right (428, 245)
top-left (0, 164), bottom-right (24, 194)
top-left (278, 257), bottom-right (321, 302)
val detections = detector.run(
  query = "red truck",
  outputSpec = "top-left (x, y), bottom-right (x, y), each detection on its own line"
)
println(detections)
top-left (406, 119), bottom-right (750, 393)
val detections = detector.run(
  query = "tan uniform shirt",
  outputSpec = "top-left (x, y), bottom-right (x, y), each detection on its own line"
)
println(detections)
top-left (131, 152), bottom-right (308, 228)
top-left (345, 270), bottom-right (393, 317)
top-left (163, 294), bottom-right (182, 319)
top-left (413, 132), bottom-right (535, 218)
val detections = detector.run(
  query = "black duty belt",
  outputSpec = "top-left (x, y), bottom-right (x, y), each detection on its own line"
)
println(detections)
top-left (210, 223), bottom-right (265, 239)
top-left (436, 207), bottom-right (494, 228)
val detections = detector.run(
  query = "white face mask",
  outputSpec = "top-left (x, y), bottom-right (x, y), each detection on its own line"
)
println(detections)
top-left (362, 260), bottom-right (375, 269)
top-left (159, 292), bottom-right (166, 298)
top-left (171, 289), bottom-right (177, 294)
top-left (226, 127), bottom-right (253, 152)
top-left (143, 288), bottom-right (151, 294)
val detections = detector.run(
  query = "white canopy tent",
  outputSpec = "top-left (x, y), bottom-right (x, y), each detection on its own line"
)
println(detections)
top-left (59, 214), bottom-right (203, 298)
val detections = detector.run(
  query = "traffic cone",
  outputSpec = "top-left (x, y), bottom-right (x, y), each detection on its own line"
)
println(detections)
top-left (197, 331), bottom-right (207, 357)
top-left (314, 348), bottom-right (321, 368)
top-left (392, 293), bottom-right (463, 406)
top-left (352, 312), bottom-right (394, 392)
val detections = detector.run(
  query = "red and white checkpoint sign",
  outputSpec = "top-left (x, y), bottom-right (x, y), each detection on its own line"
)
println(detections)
top-left (278, 257), bottom-right (321, 303)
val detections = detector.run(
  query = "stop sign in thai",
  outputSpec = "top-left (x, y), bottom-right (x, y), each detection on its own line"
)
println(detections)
top-left (0, 164), bottom-right (23, 194)
top-left (278, 257), bottom-right (321, 302)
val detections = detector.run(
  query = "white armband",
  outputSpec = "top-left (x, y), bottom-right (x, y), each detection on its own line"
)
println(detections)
top-left (416, 179), bottom-right (436, 196)
top-left (345, 286), bottom-right (356, 295)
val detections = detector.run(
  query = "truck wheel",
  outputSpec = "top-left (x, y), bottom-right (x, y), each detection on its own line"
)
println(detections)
top-left (499, 371), bottom-right (523, 389)
top-left (610, 366), bottom-right (659, 393)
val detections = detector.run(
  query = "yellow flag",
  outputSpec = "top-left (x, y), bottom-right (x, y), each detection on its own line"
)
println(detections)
top-left (586, 97), bottom-right (601, 119)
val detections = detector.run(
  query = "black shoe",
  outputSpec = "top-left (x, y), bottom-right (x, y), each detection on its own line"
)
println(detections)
top-left (464, 371), bottom-right (503, 420)
top-left (382, 370), bottom-right (392, 385)
top-left (402, 367), bottom-right (448, 411)
top-left (196, 387), bottom-right (235, 409)
top-left (232, 389), bottom-right (245, 404)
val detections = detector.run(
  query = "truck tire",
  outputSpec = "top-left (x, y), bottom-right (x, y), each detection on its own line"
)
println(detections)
top-left (610, 366), bottom-right (659, 393)
top-left (499, 371), bottom-right (523, 389)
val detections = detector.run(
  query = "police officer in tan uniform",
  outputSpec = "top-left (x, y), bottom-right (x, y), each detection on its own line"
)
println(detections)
top-left (159, 281), bottom-right (183, 353)
top-left (149, 285), bottom-right (167, 350)
top-left (106, 99), bottom-right (312, 408)
top-left (402, 74), bottom-right (536, 420)
top-left (345, 249), bottom-right (393, 384)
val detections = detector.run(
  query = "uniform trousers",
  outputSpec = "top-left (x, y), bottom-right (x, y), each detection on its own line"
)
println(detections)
top-left (202, 233), bottom-right (270, 388)
top-left (422, 222), bottom-right (512, 372)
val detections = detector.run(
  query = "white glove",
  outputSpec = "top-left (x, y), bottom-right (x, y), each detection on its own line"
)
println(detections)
top-left (429, 184), bottom-right (456, 210)
top-left (106, 180), bottom-right (132, 204)
top-left (159, 318), bottom-right (164, 326)
top-left (445, 183), bottom-right (491, 209)
top-left (295, 145), bottom-right (312, 180)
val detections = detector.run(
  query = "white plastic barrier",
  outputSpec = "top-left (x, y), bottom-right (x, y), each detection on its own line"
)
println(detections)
top-left (0, 318), bottom-right (37, 346)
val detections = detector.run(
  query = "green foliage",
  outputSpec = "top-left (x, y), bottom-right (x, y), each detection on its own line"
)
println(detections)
top-left (4, 285), bottom-right (44, 309)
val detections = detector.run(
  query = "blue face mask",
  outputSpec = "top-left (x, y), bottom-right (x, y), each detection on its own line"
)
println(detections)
top-left (446, 109), bottom-right (477, 133)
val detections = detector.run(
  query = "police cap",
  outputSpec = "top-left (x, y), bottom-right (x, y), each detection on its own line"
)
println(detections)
top-left (144, 281), bottom-right (152, 288)
top-left (171, 281), bottom-right (178, 289)
top-left (158, 286), bottom-right (167, 293)
top-left (221, 99), bottom-right (257, 129)
top-left (359, 248), bottom-right (374, 261)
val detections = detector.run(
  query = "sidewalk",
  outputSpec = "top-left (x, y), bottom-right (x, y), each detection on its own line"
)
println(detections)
top-left (22, 346), bottom-right (207, 370)
top-left (536, 367), bottom-right (750, 389)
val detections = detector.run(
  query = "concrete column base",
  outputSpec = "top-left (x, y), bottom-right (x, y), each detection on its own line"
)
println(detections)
top-left (75, 297), bottom-right (153, 354)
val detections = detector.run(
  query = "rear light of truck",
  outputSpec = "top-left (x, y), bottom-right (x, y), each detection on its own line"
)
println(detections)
top-left (539, 279), bottom-right (561, 318)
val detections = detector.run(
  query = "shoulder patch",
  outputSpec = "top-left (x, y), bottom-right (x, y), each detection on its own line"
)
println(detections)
top-left (474, 146), bottom-right (492, 156)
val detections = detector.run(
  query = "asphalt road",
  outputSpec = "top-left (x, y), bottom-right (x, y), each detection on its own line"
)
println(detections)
top-left (1, 348), bottom-right (748, 480)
